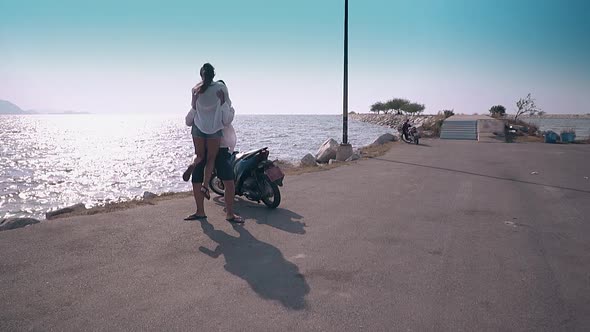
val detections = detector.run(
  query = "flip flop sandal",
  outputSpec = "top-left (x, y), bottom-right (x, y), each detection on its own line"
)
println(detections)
top-left (184, 213), bottom-right (207, 220)
top-left (182, 164), bottom-right (195, 182)
top-left (226, 215), bottom-right (245, 224)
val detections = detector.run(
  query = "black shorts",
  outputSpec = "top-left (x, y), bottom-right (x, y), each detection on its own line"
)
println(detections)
top-left (191, 148), bottom-right (234, 183)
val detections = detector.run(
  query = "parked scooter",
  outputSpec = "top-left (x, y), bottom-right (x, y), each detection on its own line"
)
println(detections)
top-left (400, 126), bottom-right (420, 145)
top-left (209, 147), bottom-right (284, 208)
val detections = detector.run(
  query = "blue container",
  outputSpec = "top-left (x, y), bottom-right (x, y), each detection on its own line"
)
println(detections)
top-left (561, 132), bottom-right (576, 143)
top-left (544, 131), bottom-right (559, 143)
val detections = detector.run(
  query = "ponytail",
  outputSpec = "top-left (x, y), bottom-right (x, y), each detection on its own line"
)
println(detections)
top-left (198, 63), bottom-right (215, 94)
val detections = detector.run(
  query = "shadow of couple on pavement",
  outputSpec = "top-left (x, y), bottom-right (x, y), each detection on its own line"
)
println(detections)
top-left (198, 219), bottom-right (310, 310)
top-left (212, 196), bottom-right (307, 234)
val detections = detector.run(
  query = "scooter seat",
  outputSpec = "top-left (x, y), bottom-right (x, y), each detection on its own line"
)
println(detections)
top-left (234, 147), bottom-right (267, 162)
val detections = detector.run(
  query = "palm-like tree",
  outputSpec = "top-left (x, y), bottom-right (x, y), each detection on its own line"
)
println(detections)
top-left (386, 98), bottom-right (410, 115)
top-left (401, 102), bottom-right (425, 114)
top-left (370, 102), bottom-right (385, 114)
top-left (489, 105), bottom-right (506, 118)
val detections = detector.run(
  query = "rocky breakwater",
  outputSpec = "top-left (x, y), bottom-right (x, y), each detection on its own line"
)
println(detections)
top-left (299, 133), bottom-right (399, 167)
top-left (349, 113), bottom-right (441, 137)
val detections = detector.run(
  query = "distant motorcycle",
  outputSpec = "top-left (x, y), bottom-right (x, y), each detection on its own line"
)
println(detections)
top-left (209, 147), bottom-right (284, 208)
top-left (400, 126), bottom-right (420, 145)
top-left (505, 124), bottom-right (517, 143)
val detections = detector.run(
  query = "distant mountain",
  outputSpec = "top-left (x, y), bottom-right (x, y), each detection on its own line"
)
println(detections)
top-left (0, 100), bottom-right (26, 114)
top-left (26, 109), bottom-right (91, 115)
top-left (0, 100), bottom-right (90, 115)
top-left (58, 111), bottom-right (91, 114)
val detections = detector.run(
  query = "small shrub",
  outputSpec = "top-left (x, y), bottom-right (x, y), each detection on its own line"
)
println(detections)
top-left (441, 109), bottom-right (454, 118)
top-left (489, 105), bottom-right (506, 118)
top-left (422, 115), bottom-right (446, 137)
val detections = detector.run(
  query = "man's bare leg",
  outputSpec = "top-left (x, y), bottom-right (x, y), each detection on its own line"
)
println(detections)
top-left (186, 182), bottom-right (206, 219)
top-left (223, 180), bottom-right (236, 219)
top-left (201, 138), bottom-right (220, 199)
top-left (223, 180), bottom-right (243, 223)
top-left (183, 136), bottom-right (204, 182)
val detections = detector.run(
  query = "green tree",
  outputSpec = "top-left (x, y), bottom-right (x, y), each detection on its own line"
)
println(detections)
top-left (386, 98), bottom-right (410, 115)
top-left (515, 93), bottom-right (540, 121)
top-left (489, 105), bottom-right (506, 118)
top-left (370, 102), bottom-right (385, 114)
top-left (401, 102), bottom-right (425, 114)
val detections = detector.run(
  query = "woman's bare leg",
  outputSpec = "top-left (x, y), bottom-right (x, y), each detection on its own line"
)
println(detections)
top-left (192, 136), bottom-right (203, 165)
top-left (203, 138), bottom-right (221, 188)
top-left (195, 137), bottom-right (206, 166)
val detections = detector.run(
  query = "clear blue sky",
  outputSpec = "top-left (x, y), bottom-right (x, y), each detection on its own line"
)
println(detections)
top-left (1, 0), bottom-right (589, 114)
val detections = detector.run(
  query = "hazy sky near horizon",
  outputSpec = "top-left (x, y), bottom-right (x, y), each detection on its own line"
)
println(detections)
top-left (1, 0), bottom-right (589, 115)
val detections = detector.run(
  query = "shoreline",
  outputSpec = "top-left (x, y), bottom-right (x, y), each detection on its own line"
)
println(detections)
top-left (5, 113), bottom-right (588, 225)
top-left (1, 115), bottom-right (398, 224)
top-left (1, 140), bottom-right (399, 225)
top-left (53, 141), bottom-right (397, 219)
top-left (10, 113), bottom-right (587, 225)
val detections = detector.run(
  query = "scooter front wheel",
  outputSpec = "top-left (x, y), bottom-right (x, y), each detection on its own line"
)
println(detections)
top-left (209, 176), bottom-right (225, 196)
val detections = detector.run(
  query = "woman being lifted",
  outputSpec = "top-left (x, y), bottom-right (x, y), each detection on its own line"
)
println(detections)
top-left (184, 63), bottom-right (228, 199)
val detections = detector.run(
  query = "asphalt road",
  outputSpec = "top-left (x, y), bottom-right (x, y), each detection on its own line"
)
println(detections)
top-left (1, 139), bottom-right (589, 331)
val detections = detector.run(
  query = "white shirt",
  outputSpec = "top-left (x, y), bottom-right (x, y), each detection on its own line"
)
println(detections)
top-left (185, 81), bottom-right (237, 152)
top-left (222, 112), bottom-right (237, 152)
top-left (193, 81), bottom-right (228, 134)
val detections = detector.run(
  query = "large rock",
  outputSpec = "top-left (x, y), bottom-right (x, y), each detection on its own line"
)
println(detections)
top-left (315, 138), bottom-right (339, 163)
top-left (45, 203), bottom-right (86, 220)
top-left (0, 217), bottom-right (41, 231)
top-left (300, 153), bottom-right (317, 167)
top-left (142, 191), bottom-right (157, 199)
top-left (371, 133), bottom-right (398, 146)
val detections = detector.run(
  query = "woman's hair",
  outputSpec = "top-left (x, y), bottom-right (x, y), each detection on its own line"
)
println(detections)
top-left (198, 63), bottom-right (215, 94)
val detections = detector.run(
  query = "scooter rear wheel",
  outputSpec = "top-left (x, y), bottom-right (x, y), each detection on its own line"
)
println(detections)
top-left (209, 176), bottom-right (225, 196)
top-left (261, 178), bottom-right (281, 209)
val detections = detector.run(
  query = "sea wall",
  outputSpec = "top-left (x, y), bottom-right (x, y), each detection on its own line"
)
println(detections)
top-left (349, 113), bottom-right (441, 133)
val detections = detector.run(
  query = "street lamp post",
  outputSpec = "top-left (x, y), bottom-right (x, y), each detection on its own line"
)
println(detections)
top-left (343, 0), bottom-right (348, 145)
top-left (336, 0), bottom-right (353, 161)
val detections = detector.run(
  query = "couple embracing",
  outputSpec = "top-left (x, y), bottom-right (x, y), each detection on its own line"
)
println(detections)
top-left (183, 63), bottom-right (243, 224)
